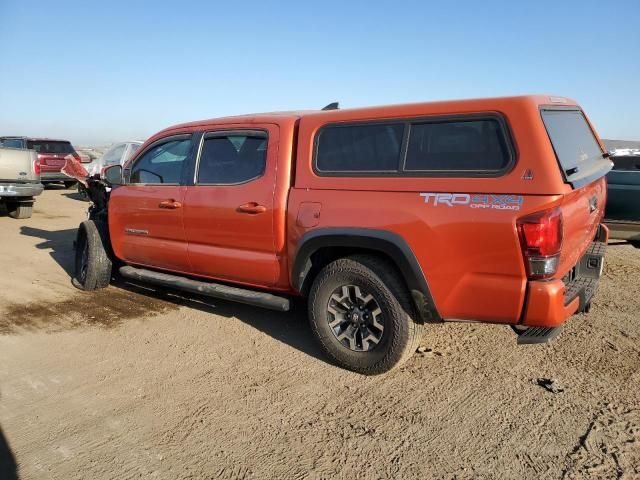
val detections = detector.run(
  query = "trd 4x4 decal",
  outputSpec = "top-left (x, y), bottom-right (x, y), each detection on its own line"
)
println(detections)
top-left (419, 193), bottom-right (523, 211)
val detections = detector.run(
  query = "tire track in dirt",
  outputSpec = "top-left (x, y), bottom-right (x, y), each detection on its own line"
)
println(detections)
top-left (563, 405), bottom-right (640, 479)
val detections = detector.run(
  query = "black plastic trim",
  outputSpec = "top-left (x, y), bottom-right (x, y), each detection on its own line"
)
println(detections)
top-left (292, 228), bottom-right (441, 322)
top-left (119, 265), bottom-right (290, 312)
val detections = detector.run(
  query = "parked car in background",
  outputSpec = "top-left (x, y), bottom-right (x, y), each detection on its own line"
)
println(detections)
top-left (605, 150), bottom-right (640, 244)
top-left (76, 149), bottom-right (99, 164)
top-left (0, 136), bottom-right (85, 188)
top-left (85, 141), bottom-right (143, 177)
top-left (76, 142), bottom-right (143, 199)
top-left (0, 145), bottom-right (43, 218)
top-left (73, 95), bottom-right (611, 374)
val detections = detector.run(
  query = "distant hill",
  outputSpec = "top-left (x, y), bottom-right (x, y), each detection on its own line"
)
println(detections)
top-left (603, 139), bottom-right (640, 150)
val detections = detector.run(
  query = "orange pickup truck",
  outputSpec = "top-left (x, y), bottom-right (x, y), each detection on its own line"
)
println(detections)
top-left (74, 95), bottom-right (612, 374)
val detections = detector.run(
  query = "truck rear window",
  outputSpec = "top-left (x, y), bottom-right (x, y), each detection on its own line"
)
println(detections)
top-left (27, 140), bottom-right (75, 154)
top-left (541, 109), bottom-right (608, 186)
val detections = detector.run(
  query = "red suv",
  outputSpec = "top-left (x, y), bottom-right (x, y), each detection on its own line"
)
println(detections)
top-left (73, 95), bottom-right (611, 374)
top-left (0, 137), bottom-right (83, 187)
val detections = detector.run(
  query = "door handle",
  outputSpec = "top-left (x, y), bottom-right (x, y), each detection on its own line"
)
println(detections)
top-left (237, 202), bottom-right (266, 214)
top-left (159, 199), bottom-right (182, 209)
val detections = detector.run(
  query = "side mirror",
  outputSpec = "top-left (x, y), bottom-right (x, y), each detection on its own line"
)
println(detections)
top-left (103, 164), bottom-right (123, 186)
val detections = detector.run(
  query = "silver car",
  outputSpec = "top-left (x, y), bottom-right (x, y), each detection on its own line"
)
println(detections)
top-left (86, 141), bottom-right (143, 177)
top-left (78, 141), bottom-right (142, 199)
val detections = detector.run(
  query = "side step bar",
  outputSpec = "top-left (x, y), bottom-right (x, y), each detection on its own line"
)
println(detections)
top-left (119, 266), bottom-right (290, 312)
top-left (517, 326), bottom-right (563, 345)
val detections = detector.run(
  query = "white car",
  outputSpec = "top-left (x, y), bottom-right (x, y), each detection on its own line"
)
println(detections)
top-left (86, 141), bottom-right (143, 177)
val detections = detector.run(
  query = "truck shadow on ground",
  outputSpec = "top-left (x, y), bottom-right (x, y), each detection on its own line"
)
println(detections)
top-left (0, 426), bottom-right (18, 480)
top-left (61, 192), bottom-right (88, 202)
top-left (16, 225), bottom-right (329, 366)
top-left (115, 278), bottom-right (329, 364)
top-left (19, 226), bottom-right (76, 277)
top-left (0, 393), bottom-right (18, 479)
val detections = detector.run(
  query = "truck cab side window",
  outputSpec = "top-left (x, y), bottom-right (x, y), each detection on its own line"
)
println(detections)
top-left (129, 138), bottom-right (191, 184)
top-left (197, 133), bottom-right (267, 184)
top-left (1, 139), bottom-right (25, 149)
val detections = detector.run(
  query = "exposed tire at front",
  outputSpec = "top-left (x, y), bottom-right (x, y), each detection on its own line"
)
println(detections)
top-left (6, 201), bottom-right (33, 219)
top-left (64, 181), bottom-right (77, 189)
top-left (308, 255), bottom-right (424, 375)
top-left (73, 220), bottom-right (112, 291)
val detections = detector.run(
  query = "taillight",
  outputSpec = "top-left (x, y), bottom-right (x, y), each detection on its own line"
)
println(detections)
top-left (34, 158), bottom-right (41, 176)
top-left (517, 207), bottom-right (563, 279)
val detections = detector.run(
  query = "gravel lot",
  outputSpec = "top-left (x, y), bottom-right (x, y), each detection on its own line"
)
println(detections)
top-left (0, 188), bottom-right (639, 480)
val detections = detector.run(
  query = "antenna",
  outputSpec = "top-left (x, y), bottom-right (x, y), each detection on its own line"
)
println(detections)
top-left (321, 102), bottom-right (339, 111)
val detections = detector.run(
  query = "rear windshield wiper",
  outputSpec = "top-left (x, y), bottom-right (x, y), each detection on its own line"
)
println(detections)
top-left (565, 166), bottom-right (580, 176)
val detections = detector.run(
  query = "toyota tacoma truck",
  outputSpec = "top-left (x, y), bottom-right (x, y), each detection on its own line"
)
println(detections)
top-left (0, 145), bottom-right (43, 218)
top-left (72, 95), bottom-right (612, 374)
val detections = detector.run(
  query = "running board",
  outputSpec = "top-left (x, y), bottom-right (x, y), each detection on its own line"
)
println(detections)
top-left (119, 266), bottom-right (290, 312)
top-left (516, 326), bottom-right (563, 345)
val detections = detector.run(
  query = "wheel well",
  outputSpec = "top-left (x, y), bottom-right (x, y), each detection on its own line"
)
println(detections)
top-left (293, 229), bottom-right (442, 323)
top-left (301, 246), bottom-right (403, 297)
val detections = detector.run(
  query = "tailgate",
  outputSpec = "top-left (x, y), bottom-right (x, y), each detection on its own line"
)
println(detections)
top-left (540, 107), bottom-right (612, 276)
top-left (558, 176), bottom-right (606, 275)
top-left (0, 148), bottom-right (38, 181)
top-left (39, 153), bottom-right (66, 171)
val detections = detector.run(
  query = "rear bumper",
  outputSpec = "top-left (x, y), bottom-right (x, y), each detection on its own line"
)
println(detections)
top-left (604, 219), bottom-right (640, 242)
top-left (521, 224), bottom-right (609, 327)
top-left (0, 182), bottom-right (44, 198)
top-left (41, 171), bottom-right (70, 182)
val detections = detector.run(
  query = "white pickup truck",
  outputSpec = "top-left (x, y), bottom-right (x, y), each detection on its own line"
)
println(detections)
top-left (0, 146), bottom-right (44, 219)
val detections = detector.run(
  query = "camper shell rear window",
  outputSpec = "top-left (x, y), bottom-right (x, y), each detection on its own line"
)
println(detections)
top-left (541, 108), bottom-right (612, 188)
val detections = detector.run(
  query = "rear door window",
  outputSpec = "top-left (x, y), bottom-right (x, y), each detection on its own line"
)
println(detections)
top-left (315, 123), bottom-right (404, 173)
top-left (197, 132), bottom-right (267, 184)
top-left (26, 140), bottom-right (75, 154)
top-left (541, 109), bottom-right (609, 186)
top-left (405, 119), bottom-right (511, 172)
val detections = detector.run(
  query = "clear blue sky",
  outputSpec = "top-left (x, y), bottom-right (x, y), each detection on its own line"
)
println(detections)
top-left (1, 0), bottom-right (638, 145)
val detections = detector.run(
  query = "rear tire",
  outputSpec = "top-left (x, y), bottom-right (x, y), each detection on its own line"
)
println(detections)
top-left (73, 220), bottom-right (112, 291)
top-left (6, 201), bottom-right (33, 219)
top-left (308, 255), bottom-right (424, 375)
top-left (64, 181), bottom-right (76, 189)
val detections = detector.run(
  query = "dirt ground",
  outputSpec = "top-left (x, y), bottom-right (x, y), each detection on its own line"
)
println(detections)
top-left (0, 188), bottom-right (638, 480)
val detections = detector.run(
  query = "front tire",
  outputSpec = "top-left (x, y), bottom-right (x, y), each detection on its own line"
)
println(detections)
top-left (6, 201), bottom-right (33, 219)
top-left (308, 255), bottom-right (424, 375)
top-left (64, 181), bottom-right (76, 189)
top-left (73, 220), bottom-right (112, 290)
